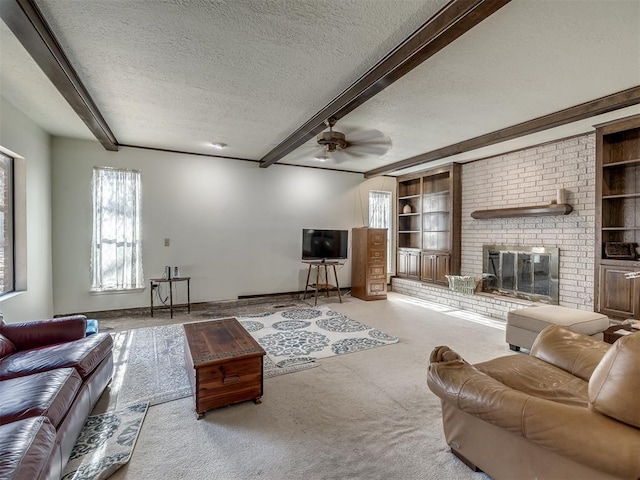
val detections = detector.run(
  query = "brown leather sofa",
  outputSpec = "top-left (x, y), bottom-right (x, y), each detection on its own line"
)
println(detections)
top-left (427, 325), bottom-right (640, 480)
top-left (0, 315), bottom-right (113, 480)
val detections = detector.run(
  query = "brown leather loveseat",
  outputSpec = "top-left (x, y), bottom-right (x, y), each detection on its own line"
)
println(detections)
top-left (0, 315), bottom-right (113, 480)
top-left (427, 325), bottom-right (640, 480)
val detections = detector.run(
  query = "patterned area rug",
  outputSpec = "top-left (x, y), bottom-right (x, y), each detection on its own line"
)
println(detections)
top-left (237, 306), bottom-right (399, 367)
top-left (104, 307), bottom-right (396, 410)
top-left (105, 323), bottom-right (318, 410)
top-left (61, 402), bottom-right (148, 480)
top-left (105, 325), bottom-right (192, 410)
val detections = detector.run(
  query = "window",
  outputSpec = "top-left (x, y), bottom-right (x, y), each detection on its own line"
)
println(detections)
top-left (369, 190), bottom-right (392, 272)
top-left (91, 167), bottom-right (143, 291)
top-left (0, 152), bottom-right (14, 294)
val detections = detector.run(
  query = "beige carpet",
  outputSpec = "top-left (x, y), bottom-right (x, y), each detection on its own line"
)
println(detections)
top-left (108, 292), bottom-right (508, 480)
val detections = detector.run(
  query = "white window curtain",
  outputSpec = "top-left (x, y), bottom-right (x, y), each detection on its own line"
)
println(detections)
top-left (91, 167), bottom-right (143, 291)
top-left (369, 190), bottom-right (392, 272)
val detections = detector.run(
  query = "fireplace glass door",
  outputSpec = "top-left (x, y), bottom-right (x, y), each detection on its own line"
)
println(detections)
top-left (483, 246), bottom-right (558, 304)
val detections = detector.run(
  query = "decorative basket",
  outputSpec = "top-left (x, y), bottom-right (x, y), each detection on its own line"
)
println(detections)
top-left (445, 275), bottom-right (478, 295)
top-left (604, 242), bottom-right (636, 259)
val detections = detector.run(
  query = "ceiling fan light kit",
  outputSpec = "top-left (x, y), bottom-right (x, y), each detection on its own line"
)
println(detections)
top-left (211, 142), bottom-right (227, 149)
top-left (317, 117), bottom-right (347, 152)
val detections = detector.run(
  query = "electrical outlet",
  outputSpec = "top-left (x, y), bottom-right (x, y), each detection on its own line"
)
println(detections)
top-left (164, 238), bottom-right (170, 247)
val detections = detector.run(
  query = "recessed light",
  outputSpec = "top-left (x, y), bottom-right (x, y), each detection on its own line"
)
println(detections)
top-left (211, 142), bottom-right (227, 149)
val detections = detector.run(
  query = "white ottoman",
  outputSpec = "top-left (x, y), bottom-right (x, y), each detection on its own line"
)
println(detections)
top-left (506, 305), bottom-right (609, 351)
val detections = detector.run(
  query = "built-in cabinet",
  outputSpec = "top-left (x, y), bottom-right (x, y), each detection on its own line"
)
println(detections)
top-left (595, 114), bottom-right (640, 319)
top-left (351, 227), bottom-right (387, 300)
top-left (421, 252), bottom-right (450, 284)
top-left (397, 249), bottom-right (420, 279)
top-left (396, 164), bottom-right (461, 285)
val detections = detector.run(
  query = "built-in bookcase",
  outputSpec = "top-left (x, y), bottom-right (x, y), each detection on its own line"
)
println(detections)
top-left (396, 164), bottom-right (461, 284)
top-left (595, 114), bottom-right (640, 319)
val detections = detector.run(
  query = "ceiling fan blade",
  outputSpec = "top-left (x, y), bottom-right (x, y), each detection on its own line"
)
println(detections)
top-left (347, 143), bottom-right (391, 156)
top-left (331, 150), bottom-right (354, 164)
top-left (342, 128), bottom-right (388, 144)
top-left (284, 144), bottom-right (327, 162)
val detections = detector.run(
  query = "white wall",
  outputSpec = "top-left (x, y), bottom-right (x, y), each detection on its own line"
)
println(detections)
top-left (51, 137), bottom-right (395, 314)
top-left (0, 96), bottom-right (54, 322)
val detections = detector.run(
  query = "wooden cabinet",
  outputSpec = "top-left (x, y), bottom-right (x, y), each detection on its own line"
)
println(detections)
top-left (351, 227), bottom-right (388, 300)
top-left (396, 164), bottom-right (461, 284)
top-left (595, 114), bottom-right (640, 319)
top-left (397, 249), bottom-right (420, 279)
top-left (598, 264), bottom-right (639, 318)
top-left (421, 253), bottom-right (450, 285)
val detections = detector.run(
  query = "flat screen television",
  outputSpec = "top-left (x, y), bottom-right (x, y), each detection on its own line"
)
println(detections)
top-left (301, 229), bottom-right (348, 261)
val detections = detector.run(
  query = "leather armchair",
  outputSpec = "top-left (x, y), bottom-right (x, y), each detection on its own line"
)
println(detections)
top-left (427, 325), bottom-right (640, 480)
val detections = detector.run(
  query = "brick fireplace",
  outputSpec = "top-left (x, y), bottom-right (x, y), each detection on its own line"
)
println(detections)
top-left (392, 133), bottom-right (596, 321)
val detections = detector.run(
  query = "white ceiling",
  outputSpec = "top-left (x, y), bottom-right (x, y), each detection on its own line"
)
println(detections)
top-left (1, 0), bottom-right (640, 175)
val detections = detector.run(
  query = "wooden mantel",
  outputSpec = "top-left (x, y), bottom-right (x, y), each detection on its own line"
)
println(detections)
top-left (470, 203), bottom-right (573, 219)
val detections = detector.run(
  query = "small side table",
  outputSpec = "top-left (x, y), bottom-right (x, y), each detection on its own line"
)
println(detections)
top-left (150, 277), bottom-right (191, 318)
top-left (302, 261), bottom-right (342, 306)
top-left (603, 324), bottom-right (639, 344)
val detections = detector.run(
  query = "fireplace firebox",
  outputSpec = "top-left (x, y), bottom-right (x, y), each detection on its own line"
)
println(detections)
top-left (482, 245), bottom-right (559, 304)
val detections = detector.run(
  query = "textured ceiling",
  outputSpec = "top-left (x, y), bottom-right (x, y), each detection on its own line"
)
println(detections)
top-left (29, 0), bottom-right (446, 159)
top-left (281, 0), bottom-right (640, 172)
top-left (1, 0), bottom-right (640, 175)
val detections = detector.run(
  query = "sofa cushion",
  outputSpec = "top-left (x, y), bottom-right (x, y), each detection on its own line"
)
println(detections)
top-left (0, 333), bottom-right (113, 380)
top-left (475, 354), bottom-right (588, 407)
top-left (589, 332), bottom-right (640, 428)
top-left (0, 316), bottom-right (87, 351)
top-left (0, 368), bottom-right (82, 427)
top-left (0, 417), bottom-right (56, 480)
top-left (0, 333), bottom-right (16, 359)
top-left (531, 325), bottom-right (611, 382)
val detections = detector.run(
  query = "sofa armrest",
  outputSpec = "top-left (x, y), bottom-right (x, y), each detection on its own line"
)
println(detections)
top-left (428, 346), bottom-right (640, 479)
top-left (0, 316), bottom-right (87, 351)
top-left (530, 325), bottom-right (610, 381)
top-left (428, 346), bottom-right (531, 434)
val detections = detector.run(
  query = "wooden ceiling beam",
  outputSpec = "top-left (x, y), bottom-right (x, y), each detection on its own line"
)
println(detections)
top-left (364, 85), bottom-right (640, 178)
top-left (1, 0), bottom-right (118, 151)
top-left (259, 0), bottom-right (510, 168)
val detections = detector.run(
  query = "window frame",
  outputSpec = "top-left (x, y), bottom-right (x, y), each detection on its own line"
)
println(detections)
top-left (0, 152), bottom-right (15, 295)
top-left (0, 146), bottom-right (26, 298)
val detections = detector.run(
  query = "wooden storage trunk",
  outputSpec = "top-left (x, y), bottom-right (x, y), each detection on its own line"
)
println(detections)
top-left (183, 318), bottom-right (265, 419)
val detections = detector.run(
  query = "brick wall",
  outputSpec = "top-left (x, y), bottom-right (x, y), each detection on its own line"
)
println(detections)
top-left (392, 132), bottom-right (597, 320)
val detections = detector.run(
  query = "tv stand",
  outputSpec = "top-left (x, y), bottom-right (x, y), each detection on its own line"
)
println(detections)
top-left (302, 261), bottom-right (342, 306)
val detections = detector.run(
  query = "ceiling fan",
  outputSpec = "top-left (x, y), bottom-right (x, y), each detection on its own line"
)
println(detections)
top-left (306, 117), bottom-right (392, 163)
